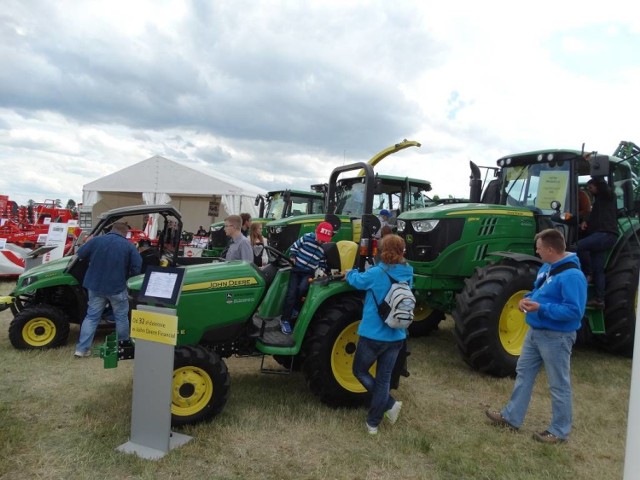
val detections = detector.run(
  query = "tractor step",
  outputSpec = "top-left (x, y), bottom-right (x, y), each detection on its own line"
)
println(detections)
top-left (250, 314), bottom-right (296, 347)
top-left (259, 355), bottom-right (293, 375)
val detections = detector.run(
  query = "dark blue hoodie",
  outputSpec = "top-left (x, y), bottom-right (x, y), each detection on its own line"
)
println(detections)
top-left (525, 253), bottom-right (587, 332)
top-left (346, 262), bottom-right (413, 341)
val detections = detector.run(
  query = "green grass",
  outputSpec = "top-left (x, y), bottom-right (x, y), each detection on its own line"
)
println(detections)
top-left (0, 279), bottom-right (630, 479)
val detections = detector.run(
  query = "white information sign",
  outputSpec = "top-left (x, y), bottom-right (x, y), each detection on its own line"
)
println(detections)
top-left (42, 222), bottom-right (68, 264)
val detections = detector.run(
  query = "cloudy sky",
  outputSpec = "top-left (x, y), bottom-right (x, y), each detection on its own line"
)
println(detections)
top-left (1, 0), bottom-right (638, 206)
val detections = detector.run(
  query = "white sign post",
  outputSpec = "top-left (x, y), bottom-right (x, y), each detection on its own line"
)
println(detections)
top-left (623, 271), bottom-right (640, 478)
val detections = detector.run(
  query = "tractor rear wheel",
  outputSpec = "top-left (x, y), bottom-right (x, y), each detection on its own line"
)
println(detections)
top-left (597, 256), bottom-right (639, 357)
top-left (171, 345), bottom-right (230, 427)
top-left (302, 296), bottom-right (371, 407)
top-left (453, 260), bottom-right (538, 377)
top-left (408, 303), bottom-right (444, 337)
top-left (9, 305), bottom-right (70, 350)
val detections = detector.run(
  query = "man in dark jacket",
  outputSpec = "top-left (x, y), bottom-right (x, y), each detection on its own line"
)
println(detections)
top-left (74, 221), bottom-right (142, 357)
top-left (577, 177), bottom-right (618, 308)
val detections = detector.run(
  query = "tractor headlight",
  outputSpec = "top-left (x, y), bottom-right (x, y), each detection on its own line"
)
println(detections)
top-left (270, 226), bottom-right (283, 234)
top-left (211, 225), bottom-right (224, 232)
top-left (396, 220), bottom-right (406, 232)
top-left (412, 220), bottom-right (439, 233)
top-left (22, 275), bottom-right (38, 287)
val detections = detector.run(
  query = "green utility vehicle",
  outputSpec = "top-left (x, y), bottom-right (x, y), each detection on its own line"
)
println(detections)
top-left (0, 205), bottom-right (190, 350)
top-left (204, 189), bottom-right (325, 257)
top-left (397, 141), bottom-right (640, 377)
top-left (99, 162), bottom-right (408, 427)
top-left (267, 140), bottom-right (431, 252)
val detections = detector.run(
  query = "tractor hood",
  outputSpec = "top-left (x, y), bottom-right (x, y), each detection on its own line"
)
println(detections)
top-left (13, 256), bottom-right (76, 293)
top-left (398, 203), bottom-right (535, 220)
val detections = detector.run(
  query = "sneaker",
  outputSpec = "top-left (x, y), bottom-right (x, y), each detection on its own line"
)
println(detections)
top-left (533, 430), bottom-right (566, 444)
top-left (366, 422), bottom-right (378, 435)
top-left (385, 401), bottom-right (403, 424)
top-left (74, 350), bottom-right (92, 358)
top-left (280, 319), bottom-right (292, 335)
top-left (485, 409), bottom-right (518, 430)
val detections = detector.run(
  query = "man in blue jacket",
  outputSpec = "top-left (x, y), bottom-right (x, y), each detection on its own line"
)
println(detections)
top-left (486, 228), bottom-right (587, 444)
top-left (74, 221), bottom-right (142, 357)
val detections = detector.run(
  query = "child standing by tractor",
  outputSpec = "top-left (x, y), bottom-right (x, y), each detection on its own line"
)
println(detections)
top-left (280, 222), bottom-right (333, 334)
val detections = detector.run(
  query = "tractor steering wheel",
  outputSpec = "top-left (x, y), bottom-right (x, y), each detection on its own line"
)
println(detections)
top-left (263, 245), bottom-right (294, 268)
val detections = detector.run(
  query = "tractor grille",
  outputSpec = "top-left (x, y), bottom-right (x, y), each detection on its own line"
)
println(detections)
top-left (268, 224), bottom-right (301, 252)
top-left (402, 218), bottom-right (465, 262)
top-left (477, 217), bottom-right (498, 236)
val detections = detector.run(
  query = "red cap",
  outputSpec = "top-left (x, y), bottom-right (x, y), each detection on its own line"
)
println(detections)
top-left (315, 222), bottom-right (334, 242)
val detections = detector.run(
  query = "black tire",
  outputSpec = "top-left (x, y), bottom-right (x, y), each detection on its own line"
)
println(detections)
top-left (597, 256), bottom-right (639, 357)
top-left (453, 260), bottom-right (539, 377)
top-left (8, 304), bottom-right (71, 350)
top-left (302, 296), bottom-right (372, 407)
top-left (408, 304), bottom-right (445, 337)
top-left (171, 345), bottom-right (230, 427)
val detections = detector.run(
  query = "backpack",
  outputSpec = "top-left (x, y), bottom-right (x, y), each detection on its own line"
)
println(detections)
top-left (372, 270), bottom-right (416, 329)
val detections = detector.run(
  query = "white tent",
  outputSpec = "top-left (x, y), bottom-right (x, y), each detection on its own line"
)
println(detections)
top-left (82, 155), bottom-right (264, 234)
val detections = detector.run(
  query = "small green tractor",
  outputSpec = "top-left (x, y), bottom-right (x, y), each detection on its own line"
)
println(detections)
top-left (98, 161), bottom-right (408, 427)
top-left (397, 141), bottom-right (640, 376)
top-left (0, 205), bottom-right (189, 349)
top-left (204, 189), bottom-right (325, 257)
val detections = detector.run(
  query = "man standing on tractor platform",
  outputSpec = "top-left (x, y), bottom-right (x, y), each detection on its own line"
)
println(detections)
top-left (240, 213), bottom-right (252, 237)
top-left (577, 177), bottom-right (618, 309)
top-left (74, 221), bottom-right (142, 358)
top-left (223, 215), bottom-right (253, 262)
top-left (279, 222), bottom-right (333, 334)
top-left (485, 228), bottom-right (587, 444)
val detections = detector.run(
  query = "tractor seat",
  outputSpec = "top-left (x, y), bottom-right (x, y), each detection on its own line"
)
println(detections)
top-left (323, 241), bottom-right (358, 273)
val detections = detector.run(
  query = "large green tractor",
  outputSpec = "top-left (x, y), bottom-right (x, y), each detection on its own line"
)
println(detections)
top-left (204, 189), bottom-right (325, 257)
top-left (266, 140), bottom-right (432, 253)
top-left (97, 162), bottom-right (408, 427)
top-left (0, 205), bottom-right (191, 350)
top-left (397, 142), bottom-right (640, 377)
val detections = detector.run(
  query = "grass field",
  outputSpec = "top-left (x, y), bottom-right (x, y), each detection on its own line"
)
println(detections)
top-left (0, 278), bottom-right (631, 479)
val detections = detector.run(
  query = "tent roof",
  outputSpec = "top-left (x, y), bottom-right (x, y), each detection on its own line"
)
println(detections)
top-left (83, 155), bottom-right (264, 196)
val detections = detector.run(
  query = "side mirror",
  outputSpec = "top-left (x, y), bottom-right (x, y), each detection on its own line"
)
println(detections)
top-left (550, 200), bottom-right (561, 212)
top-left (324, 213), bottom-right (341, 233)
top-left (589, 155), bottom-right (610, 176)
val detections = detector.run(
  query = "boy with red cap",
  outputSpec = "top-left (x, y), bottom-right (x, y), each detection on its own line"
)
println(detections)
top-left (280, 221), bottom-right (333, 334)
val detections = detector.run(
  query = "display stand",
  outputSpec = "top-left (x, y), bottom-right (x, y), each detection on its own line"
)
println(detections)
top-left (117, 266), bottom-right (191, 460)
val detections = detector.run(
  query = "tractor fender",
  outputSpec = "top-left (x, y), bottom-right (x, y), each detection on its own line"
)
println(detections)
top-left (488, 251), bottom-right (542, 266)
top-left (608, 222), bottom-right (640, 268)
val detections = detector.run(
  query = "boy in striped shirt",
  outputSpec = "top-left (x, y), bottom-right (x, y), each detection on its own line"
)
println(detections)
top-left (280, 222), bottom-right (333, 334)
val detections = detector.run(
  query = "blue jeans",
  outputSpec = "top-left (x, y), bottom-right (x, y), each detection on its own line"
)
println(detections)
top-left (577, 232), bottom-right (617, 300)
top-left (76, 289), bottom-right (130, 353)
top-left (501, 328), bottom-right (576, 439)
top-left (353, 336), bottom-right (403, 427)
top-left (282, 270), bottom-right (312, 322)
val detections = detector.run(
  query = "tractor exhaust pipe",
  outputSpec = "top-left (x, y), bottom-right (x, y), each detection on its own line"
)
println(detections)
top-left (469, 161), bottom-right (482, 203)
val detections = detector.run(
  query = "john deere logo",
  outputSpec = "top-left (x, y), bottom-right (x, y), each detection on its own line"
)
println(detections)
top-left (226, 293), bottom-right (233, 304)
top-left (406, 234), bottom-right (413, 244)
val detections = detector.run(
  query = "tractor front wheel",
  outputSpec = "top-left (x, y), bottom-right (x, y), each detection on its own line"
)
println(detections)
top-left (453, 260), bottom-right (538, 377)
top-left (9, 305), bottom-right (70, 350)
top-left (408, 303), bottom-right (444, 337)
top-left (302, 296), bottom-right (371, 407)
top-left (171, 346), bottom-right (230, 427)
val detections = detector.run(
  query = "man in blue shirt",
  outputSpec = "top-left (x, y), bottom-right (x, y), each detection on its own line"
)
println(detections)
top-left (74, 221), bottom-right (142, 357)
top-left (486, 228), bottom-right (587, 443)
top-left (223, 215), bottom-right (253, 262)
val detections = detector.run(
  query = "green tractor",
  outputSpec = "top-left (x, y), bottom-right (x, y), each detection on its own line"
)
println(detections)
top-left (98, 161), bottom-right (408, 427)
top-left (267, 140), bottom-right (432, 253)
top-left (204, 189), bottom-right (325, 257)
top-left (0, 205), bottom-right (190, 350)
top-left (397, 142), bottom-right (640, 377)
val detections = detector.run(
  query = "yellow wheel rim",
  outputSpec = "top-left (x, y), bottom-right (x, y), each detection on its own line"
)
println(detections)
top-left (331, 320), bottom-right (375, 393)
top-left (412, 301), bottom-right (432, 322)
top-left (22, 317), bottom-right (56, 347)
top-left (499, 290), bottom-right (529, 356)
top-left (172, 366), bottom-right (214, 417)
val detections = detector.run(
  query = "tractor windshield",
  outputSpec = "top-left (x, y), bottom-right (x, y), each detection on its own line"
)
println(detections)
top-left (335, 181), bottom-right (366, 216)
top-left (501, 161), bottom-right (571, 214)
top-left (264, 193), bottom-right (286, 219)
top-left (265, 192), bottom-right (325, 219)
